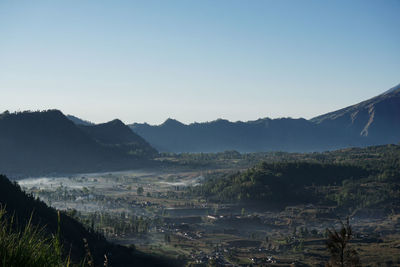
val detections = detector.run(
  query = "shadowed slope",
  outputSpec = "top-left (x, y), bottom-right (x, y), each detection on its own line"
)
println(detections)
top-left (0, 174), bottom-right (175, 267)
top-left (0, 110), bottom-right (155, 176)
top-left (312, 84), bottom-right (400, 144)
top-left (79, 119), bottom-right (157, 158)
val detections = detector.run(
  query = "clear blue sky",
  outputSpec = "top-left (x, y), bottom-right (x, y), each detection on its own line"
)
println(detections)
top-left (0, 0), bottom-right (399, 124)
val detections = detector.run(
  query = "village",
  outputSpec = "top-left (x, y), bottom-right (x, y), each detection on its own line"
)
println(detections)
top-left (18, 169), bottom-right (400, 266)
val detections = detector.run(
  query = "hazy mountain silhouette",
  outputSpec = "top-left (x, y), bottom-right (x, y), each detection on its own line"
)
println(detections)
top-left (130, 84), bottom-right (400, 153)
top-left (311, 83), bottom-right (400, 146)
top-left (67, 114), bottom-right (94, 126)
top-left (79, 119), bottom-right (158, 158)
top-left (1, 83), bottom-right (398, 170)
top-left (131, 118), bottom-right (324, 152)
top-left (0, 110), bottom-right (156, 176)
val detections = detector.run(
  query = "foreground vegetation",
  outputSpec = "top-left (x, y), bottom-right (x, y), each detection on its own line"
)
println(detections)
top-left (0, 208), bottom-right (68, 267)
top-left (0, 174), bottom-right (175, 267)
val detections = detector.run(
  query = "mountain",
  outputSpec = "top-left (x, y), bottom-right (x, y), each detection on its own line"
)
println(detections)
top-left (0, 110), bottom-right (157, 176)
top-left (130, 84), bottom-right (400, 153)
top-left (0, 174), bottom-right (172, 266)
top-left (67, 114), bottom-right (94, 126)
top-left (131, 118), bottom-right (327, 153)
top-left (311, 83), bottom-right (400, 145)
top-left (79, 119), bottom-right (158, 158)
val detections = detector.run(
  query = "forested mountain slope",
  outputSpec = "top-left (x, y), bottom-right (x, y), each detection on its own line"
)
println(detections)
top-left (79, 119), bottom-right (157, 158)
top-left (0, 110), bottom-right (157, 176)
top-left (189, 144), bottom-right (400, 214)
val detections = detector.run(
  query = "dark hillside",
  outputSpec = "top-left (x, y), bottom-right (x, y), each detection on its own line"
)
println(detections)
top-left (0, 110), bottom-right (155, 176)
top-left (188, 144), bottom-right (400, 214)
top-left (79, 119), bottom-right (157, 158)
top-left (67, 115), bottom-right (94, 126)
top-left (0, 174), bottom-right (174, 266)
top-left (191, 162), bottom-right (368, 206)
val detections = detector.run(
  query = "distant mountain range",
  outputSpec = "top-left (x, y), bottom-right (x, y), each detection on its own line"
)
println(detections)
top-left (130, 84), bottom-right (400, 153)
top-left (1, 84), bottom-right (398, 176)
top-left (0, 110), bottom-right (156, 176)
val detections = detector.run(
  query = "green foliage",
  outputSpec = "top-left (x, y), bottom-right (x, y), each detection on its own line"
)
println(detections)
top-left (330, 179), bottom-right (399, 210)
top-left (0, 207), bottom-right (68, 267)
top-left (81, 212), bottom-right (153, 237)
top-left (137, 186), bottom-right (144, 196)
top-left (163, 144), bottom-right (400, 175)
top-left (0, 175), bottom-right (173, 267)
top-left (326, 218), bottom-right (360, 267)
top-left (190, 162), bottom-right (366, 205)
top-left (183, 145), bottom-right (400, 212)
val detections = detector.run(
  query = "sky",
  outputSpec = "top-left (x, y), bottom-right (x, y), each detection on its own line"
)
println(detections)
top-left (0, 0), bottom-right (399, 125)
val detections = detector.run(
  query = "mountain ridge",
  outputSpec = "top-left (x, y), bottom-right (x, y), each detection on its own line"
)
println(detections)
top-left (78, 119), bottom-right (158, 158)
top-left (129, 84), bottom-right (400, 153)
top-left (66, 114), bottom-right (94, 126)
top-left (311, 84), bottom-right (400, 143)
top-left (0, 110), bottom-right (157, 176)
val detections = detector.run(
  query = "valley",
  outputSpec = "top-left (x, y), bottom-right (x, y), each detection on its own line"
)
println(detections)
top-left (18, 146), bottom-right (400, 266)
top-left (2, 86), bottom-right (400, 266)
top-left (2, 2), bottom-right (399, 266)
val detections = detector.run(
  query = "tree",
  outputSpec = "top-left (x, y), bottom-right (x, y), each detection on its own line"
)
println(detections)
top-left (137, 187), bottom-right (144, 195)
top-left (241, 208), bottom-right (246, 216)
top-left (326, 218), bottom-right (360, 267)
